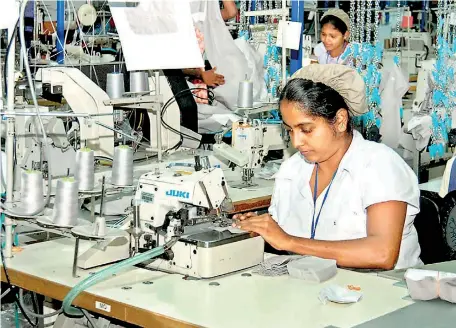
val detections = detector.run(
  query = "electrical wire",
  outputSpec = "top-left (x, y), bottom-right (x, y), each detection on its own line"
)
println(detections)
top-left (160, 87), bottom-right (214, 143)
top-left (82, 308), bottom-right (100, 328)
top-left (18, 288), bottom-right (62, 318)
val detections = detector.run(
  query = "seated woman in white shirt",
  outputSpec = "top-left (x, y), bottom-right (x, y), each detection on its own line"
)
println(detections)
top-left (233, 64), bottom-right (422, 270)
top-left (314, 8), bottom-right (350, 65)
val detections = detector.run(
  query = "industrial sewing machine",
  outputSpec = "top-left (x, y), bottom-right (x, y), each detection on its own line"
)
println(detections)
top-left (35, 67), bottom-right (197, 159)
top-left (412, 59), bottom-right (435, 113)
top-left (35, 67), bottom-right (115, 158)
top-left (133, 164), bottom-right (264, 278)
top-left (385, 31), bottom-right (432, 75)
top-left (213, 118), bottom-right (292, 187)
top-left (3, 104), bottom-right (79, 189)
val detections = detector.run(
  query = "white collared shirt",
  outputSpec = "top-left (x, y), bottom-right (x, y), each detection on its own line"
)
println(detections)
top-left (314, 42), bottom-right (347, 65)
top-left (269, 131), bottom-right (422, 269)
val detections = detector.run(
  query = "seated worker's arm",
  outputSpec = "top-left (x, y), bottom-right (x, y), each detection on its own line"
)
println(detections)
top-left (220, 0), bottom-right (238, 21)
top-left (234, 202), bottom-right (407, 270)
top-left (287, 202), bottom-right (406, 270)
top-left (182, 67), bottom-right (225, 87)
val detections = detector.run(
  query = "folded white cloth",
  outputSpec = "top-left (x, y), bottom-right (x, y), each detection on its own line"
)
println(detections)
top-left (319, 285), bottom-right (363, 305)
top-left (407, 115), bottom-right (433, 151)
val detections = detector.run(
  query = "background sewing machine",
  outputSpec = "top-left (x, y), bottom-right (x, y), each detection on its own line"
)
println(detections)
top-left (412, 59), bottom-right (436, 113)
top-left (133, 164), bottom-right (264, 278)
top-left (383, 31), bottom-right (432, 76)
top-left (36, 67), bottom-right (115, 157)
top-left (33, 67), bottom-right (200, 163)
top-left (2, 104), bottom-right (78, 190)
top-left (213, 119), bottom-right (292, 187)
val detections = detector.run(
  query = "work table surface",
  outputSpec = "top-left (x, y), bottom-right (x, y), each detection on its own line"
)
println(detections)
top-left (0, 239), bottom-right (419, 328)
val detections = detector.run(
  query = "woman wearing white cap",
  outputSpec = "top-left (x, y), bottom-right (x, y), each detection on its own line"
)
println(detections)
top-left (233, 64), bottom-right (422, 270)
top-left (314, 8), bottom-right (350, 65)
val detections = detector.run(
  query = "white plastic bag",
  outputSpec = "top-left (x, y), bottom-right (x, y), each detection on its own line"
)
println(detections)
top-left (199, 0), bottom-right (265, 109)
top-left (379, 65), bottom-right (409, 148)
top-left (234, 38), bottom-right (268, 102)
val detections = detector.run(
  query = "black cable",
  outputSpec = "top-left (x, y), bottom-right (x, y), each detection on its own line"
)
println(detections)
top-left (160, 87), bottom-right (214, 143)
top-left (0, 246), bottom-right (38, 327)
top-left (81, 308), bottom-right (99, 328)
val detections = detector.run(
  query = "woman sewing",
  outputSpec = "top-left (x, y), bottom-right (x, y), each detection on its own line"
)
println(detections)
top-left (233, 64), bottom-right (422, 270)
top-left (314, 8), bottom-right (350, 65)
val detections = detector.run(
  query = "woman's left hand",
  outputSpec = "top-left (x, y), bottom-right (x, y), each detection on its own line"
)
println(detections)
top-left (233, 213), bottom-right (291, 251)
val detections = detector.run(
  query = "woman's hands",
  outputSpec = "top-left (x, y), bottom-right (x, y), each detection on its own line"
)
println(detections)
top-left (232, 212), bottom-right (292, 251)
top-left (201, 67), bottom-right (225, 87)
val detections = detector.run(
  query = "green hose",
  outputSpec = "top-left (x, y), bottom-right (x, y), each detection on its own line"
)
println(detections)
top-left (14, 302), bottom-right (19, 328)
top-left (63, 246), bottom-right (166, 315)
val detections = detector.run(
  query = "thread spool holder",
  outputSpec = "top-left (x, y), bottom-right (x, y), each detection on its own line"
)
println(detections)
top-left (103, 71), bottom-right (165, 161)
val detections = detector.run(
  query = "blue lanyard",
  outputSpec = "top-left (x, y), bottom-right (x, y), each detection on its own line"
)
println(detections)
top-left (310, 164), bottom-right (337, 239)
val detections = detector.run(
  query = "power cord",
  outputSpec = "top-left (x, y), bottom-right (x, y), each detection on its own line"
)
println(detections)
top-left (160, 87), bottom-right (214, 143)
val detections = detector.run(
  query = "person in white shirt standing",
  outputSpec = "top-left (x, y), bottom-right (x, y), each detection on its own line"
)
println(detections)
top-left (233, 64), bottom-right (422, 270)
top-left (314, 8), bottom-right (350, 65)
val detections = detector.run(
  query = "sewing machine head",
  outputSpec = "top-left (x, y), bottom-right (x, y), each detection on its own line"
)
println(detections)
top-left (135, 167), bottom-right (229, 238)
top-left (35, 67), bottom-right (115, 158)
top-left (134, 166), bottom-right (264, 278)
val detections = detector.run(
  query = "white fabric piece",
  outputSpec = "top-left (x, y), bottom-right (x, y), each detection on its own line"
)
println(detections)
top-left (256, 162), bottom-right (282, 180)
top-left (268, 131), bottom-right (422, 269)
top-left (198, 113), bottom-right (241, 134)
top-left (380, 66), bottom-right (409, 148)
top-left (109, 0), bottom-right (203, 70)
top-left (253, 255), bottom-right (304, 276)
top-left (407, 115), bottom-right (433, 151)
top-left (319, 285), bottom-right (363, 305)
top-left (196, 102), bottom-right (232, 116)
top-left (209, 226), bottom-right (244, 234)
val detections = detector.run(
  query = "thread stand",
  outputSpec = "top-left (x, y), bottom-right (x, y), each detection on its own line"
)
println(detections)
top-left (71, 176), bottom-right (130, 271)
top-left (103, 71), bottom-right (164, 161)
top-left (72, 237), bottom-right (80, 278)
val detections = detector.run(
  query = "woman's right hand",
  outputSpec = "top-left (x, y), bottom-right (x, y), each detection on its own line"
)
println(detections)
top-left (201, 67), bottom-right (225, 87)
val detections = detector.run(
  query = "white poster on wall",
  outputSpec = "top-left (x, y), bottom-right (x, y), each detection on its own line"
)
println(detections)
top-left (109, 0), bottom-right (204, 70)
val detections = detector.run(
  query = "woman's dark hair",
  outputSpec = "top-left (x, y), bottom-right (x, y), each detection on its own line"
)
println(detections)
top-left (320, 15), bottom-right (348, 35)
top-left (279, 78), bottom-right (352, 133)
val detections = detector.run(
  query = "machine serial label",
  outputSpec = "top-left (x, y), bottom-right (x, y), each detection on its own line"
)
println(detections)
top-left (141, 192), bottom-right (154, 203)
top-left (95, 301), bottom-right (111, 313)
